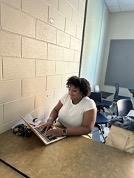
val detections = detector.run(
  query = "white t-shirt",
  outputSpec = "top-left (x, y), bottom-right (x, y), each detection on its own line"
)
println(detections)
top-left (58, 94), bottom-right (96, 127)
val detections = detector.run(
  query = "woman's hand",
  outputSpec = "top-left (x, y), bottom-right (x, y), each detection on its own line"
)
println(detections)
top-left (46, 128), bottom-right (63, 137)
top-left (38, 119), bottom-right (53, 132)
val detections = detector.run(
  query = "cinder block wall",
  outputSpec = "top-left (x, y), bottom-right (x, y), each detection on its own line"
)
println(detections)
top-left (0, 0), bottom-right (85, 133)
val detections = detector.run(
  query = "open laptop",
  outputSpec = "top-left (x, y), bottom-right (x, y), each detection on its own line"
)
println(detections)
top-left (20, 114), bottom-right (65, 145)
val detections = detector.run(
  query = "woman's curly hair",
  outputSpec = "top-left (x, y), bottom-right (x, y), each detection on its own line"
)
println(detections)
top-left (66, 76), bottom-right (91, 96)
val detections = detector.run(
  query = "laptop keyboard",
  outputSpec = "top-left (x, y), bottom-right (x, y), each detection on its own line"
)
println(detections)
top-left (35, 127), bottom-right (57, 142)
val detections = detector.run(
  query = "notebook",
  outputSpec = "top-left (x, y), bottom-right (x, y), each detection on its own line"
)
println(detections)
top-left (20, 114), bottom-right (65, 145)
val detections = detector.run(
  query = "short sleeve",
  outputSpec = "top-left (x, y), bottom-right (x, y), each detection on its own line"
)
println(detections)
top-left (60, 94), bottom-right (68, 104)
top-left (84, 99), bottom-right (96, 112)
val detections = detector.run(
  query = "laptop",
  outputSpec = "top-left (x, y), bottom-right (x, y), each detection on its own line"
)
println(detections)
top-left (20, 114), bottom-right (66, 145)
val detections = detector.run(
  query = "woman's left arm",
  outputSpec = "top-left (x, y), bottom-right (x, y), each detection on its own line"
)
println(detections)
top-left (66, 108), bottom-right (97, 136)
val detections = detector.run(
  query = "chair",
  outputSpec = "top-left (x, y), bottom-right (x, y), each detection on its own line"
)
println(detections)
top-left (89, 92), bottom-right (109, 142)
top-left (99, 83), bottom-right (119, 113)
top-left (89, 92), bottom-right (102, 111)
top-left (116, 99), bottom-right (133, 116)
top-left (113, 83), bottom-right (119, 102)
top-left (90, 92), bottom-right (102, 104)
top-left (95, 112), bottom-right (109, 143)
top-left (107, 83), bottom-right (119, 115)
top-left (90, 92), bottom-right (112, 110)
top-left (101, 91), bottom-right (113, 99)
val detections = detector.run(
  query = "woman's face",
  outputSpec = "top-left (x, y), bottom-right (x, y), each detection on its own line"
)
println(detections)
top-left (68, 85), bottom-right (82, 101)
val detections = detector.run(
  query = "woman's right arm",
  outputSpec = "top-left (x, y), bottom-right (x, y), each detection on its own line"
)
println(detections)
top-left (41, 100), bottom-right (63, 131)
top-left (47, 100), bottom-right (63, 123)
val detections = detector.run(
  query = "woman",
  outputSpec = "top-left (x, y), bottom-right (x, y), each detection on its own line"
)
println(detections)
top-left (43, 76), bottom-right (97, 137)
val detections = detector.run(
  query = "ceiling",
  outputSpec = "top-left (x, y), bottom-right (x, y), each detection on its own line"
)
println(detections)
top-left (104, 0), bottom-right (134, 12)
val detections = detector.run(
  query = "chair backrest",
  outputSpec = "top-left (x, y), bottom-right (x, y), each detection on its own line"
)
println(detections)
top-left (113, 83), bottom-right (119, 101)
top-left (116, 99), bottom-right (133, 116)
top-left (90, 92), bottom-right (102, 104)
